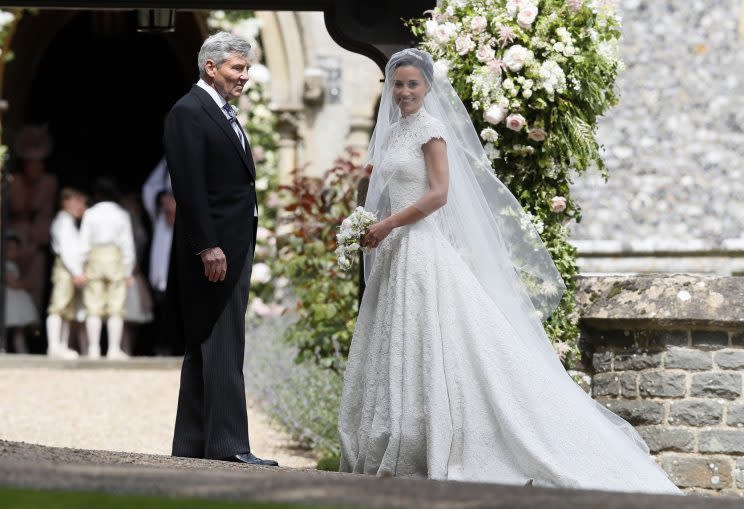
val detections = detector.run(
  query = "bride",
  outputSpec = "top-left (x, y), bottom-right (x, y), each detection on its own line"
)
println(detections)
top-left (337, 48), bottom-right (680, 495)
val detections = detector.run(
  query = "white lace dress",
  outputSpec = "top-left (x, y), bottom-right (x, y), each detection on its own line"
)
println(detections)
top-left (338, 109), bottom-right (680, 494)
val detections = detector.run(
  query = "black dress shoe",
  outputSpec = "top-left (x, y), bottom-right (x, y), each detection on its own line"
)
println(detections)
top-left (221, 452), bottom-right (279, 467)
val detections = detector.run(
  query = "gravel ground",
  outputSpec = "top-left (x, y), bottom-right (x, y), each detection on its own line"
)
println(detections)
top-left (0, 361), bottom-right (317, 468)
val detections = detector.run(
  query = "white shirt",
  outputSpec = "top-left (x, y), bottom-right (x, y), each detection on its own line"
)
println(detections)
top-left (79, 202), bottom-right (136, 277)
top-left (142, 157), bottom-right (173, 292)
top-left (50, 210), bottom-right (83, 276)
top-left (196, 79), bottom-right (257, 217)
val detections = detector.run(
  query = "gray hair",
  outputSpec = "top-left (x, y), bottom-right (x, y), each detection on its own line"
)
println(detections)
top-left (197, 31), bottom-right (252, 80)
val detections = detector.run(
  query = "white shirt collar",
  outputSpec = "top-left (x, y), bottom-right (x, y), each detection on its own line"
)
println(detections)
top-left (197, 79), bottom-right (228, 110)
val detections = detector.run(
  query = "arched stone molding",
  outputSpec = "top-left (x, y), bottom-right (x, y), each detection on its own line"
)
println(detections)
top-left (256, 10), bottom-right (381, 180)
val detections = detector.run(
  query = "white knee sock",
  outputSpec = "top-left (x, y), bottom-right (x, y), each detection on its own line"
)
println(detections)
top-left (86, 316), bottom-right (102, 358)
top-left (46, 314), bottom-right (62, 354)
top-left (106, 316), bottom-right (127, 359)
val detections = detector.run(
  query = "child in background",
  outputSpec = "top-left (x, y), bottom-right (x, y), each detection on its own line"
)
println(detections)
top-left (5, 232), bottom-right (39, 353)
top-left (80, 177), bottom-right (135, 360)
top-left (46, 187), bottom-right (87, 359)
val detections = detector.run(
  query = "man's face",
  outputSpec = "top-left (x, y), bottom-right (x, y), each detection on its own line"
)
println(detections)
top-left (206, 53), bottom-right (250, 100)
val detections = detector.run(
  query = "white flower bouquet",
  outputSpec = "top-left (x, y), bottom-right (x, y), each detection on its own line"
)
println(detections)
top-left (335, 207), bottom-right (378, 271)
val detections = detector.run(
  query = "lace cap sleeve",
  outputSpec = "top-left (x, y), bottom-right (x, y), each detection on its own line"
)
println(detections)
top-left (418, 115), bottom-right (447, 147)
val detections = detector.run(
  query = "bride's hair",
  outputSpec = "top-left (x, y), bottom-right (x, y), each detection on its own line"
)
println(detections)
top-left (391, 48), bottom-right (434, 84)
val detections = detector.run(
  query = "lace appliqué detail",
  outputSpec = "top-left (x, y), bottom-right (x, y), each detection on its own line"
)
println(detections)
top-left (379, 109), bottom-right (447, 215)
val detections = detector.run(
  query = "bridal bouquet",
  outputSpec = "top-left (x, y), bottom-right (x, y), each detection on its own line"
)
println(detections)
top-left (336, 207), bottom-right (378, 271)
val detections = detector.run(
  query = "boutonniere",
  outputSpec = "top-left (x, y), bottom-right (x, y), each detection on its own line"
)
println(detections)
top-left (229, 104), bottom-right (240, 116)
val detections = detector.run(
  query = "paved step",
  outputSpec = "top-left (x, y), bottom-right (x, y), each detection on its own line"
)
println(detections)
top-left (0, 441), bottom-right (739, 509)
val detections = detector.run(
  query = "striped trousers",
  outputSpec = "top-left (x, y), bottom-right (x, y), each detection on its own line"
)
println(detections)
top-left (171, 256), bottom-right (252, 459)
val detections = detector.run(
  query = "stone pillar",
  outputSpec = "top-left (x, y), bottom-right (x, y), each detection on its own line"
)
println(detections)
top-left (578, 274), bottom-right (744, 496)
top-left (275, 110), bottom-right (302, 185)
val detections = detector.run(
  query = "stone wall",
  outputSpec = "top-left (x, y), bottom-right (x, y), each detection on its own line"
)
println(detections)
top-left (569, 0), bottom-right (744, 273)
top-left (578, 274), bottom-right (744, 496)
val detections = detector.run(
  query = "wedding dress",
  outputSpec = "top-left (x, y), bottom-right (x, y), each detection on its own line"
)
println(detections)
top-left (338, 49), bottom-right (680, 495)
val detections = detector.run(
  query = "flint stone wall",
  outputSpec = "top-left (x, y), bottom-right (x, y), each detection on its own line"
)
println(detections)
top-left (570, 0), bottom-right (744, 268)
top-left (578, 274), bottom-right (744, 496)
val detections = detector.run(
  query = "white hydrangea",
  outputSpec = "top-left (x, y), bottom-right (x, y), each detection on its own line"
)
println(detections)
top-left (537, 60), bottom-right (566, 95)
top-left (0, 10), bottom-right (14, 27)
top-left (480, 127), bottom-right (499, 142)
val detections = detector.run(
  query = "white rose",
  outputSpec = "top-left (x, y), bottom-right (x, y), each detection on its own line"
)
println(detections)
top-left (435, 22), bottom-right (457, 43)
top-left (522, 89), bottom-right (533, 99)
top-left (0, 11), bottom-right (14, 27)
top-left (528, 128), bottom-right (546, 141)
top-left (455, 35), bottom-right (476, 55)
top-left (249, 63), bottom-right (271, 84)
top-left (250, 263), bottom-right (272, 284)
top-left (550, 196), bottom-right (567, 213)
top-left (433, 59), bottom-right (451, 79)
top-left (503, 44), bottom-right (531, 72)
top-left (483, 104), bottom-right (508, 125)
top-left (517, 5), bottom-right (538, 28)
top-left (256, 226), bottom-right (271, 241)
top-left (470, 15), bottom-right (488, 33)
top-left (425, 19), bottom-right (439, 37)
top-left (505, 113), bottom-right (526, 131)
top-left (476, 45), bottom-right (495, 63)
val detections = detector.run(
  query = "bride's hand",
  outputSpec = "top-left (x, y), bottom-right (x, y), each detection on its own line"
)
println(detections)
top-left (362, 219), bottom-right (394, 249)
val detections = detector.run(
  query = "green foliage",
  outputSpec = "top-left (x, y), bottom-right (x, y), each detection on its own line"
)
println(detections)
top-left (244, 316), bottom-right (344, 457)
top-left (316, 453), bottom-right (341, 471)
top-left (409, 0), bottom-right (624, 365)
top-left (276, 153), bottom-right (369, 372)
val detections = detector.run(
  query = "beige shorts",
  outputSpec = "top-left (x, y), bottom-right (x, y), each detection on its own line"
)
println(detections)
top-left (47, 257), bottom-right (79, 320)
top-left (83, 245), bottom-right (126, 318)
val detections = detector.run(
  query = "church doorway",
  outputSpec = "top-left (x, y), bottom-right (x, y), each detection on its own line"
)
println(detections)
top-left (3, 9), bottom-right (206, 192)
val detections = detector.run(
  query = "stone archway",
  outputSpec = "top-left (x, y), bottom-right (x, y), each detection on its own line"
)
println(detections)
top-left (256, 10), bottom-right (382, 180)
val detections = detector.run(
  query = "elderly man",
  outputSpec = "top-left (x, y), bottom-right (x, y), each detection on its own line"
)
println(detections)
top-left (164, 31), bottom-right (276, 466)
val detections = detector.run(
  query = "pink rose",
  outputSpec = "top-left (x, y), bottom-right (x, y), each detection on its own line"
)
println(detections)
top-left (470, 15), bottom-right (488, 33)
top-left (483, 105), bottom-right (508, 125)
top-left (505, 113), bottom-right (526, 131)
top-left (528, 128), bottom-right (547, 141)
top-left (455, 35), bottom-right (476, 55)
top-left (517, 5), bottom-right (539, 28)
top-left (551, 196), bottom-right (567, 213)
top-left (476, 45), bottom-right (495, 63)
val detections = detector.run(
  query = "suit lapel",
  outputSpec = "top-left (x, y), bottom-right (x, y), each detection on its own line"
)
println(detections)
top-left (190, 85), bottom-right (255, 179)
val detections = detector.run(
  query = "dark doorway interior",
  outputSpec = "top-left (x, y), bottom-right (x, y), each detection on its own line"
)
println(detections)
top-left (21, 11), bottom-right (199, 193)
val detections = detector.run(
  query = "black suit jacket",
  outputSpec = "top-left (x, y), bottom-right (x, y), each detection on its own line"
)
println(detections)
top-left (164, 84), bottom-right (257, 345)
